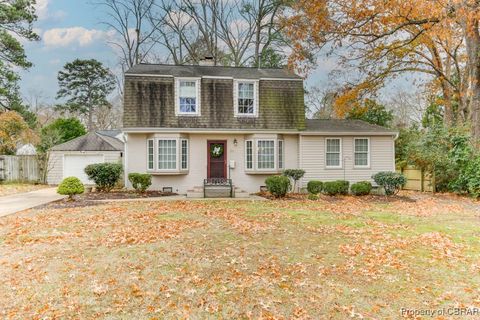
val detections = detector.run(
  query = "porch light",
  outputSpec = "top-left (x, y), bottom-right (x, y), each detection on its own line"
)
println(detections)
top-left (233, 138), bottom-right (238, 146)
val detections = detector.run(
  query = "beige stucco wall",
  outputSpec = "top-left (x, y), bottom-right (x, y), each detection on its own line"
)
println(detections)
top-left (47, 151), bottom-right (123, 185)
top-left (299, 135), bottom-right (395, 188)
top-left (125, 133), bottom-right (299, 194)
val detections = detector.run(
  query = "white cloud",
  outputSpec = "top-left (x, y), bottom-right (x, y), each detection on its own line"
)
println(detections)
top-left (35, 0), bottom-right (50, 20)
top-left (42, 27), bottom-right (114, 48)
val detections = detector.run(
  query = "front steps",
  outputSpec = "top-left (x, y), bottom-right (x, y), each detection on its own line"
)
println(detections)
top-left (186, 186), bottom-right (250, 198)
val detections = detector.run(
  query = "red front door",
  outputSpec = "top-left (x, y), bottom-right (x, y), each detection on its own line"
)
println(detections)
top-left (207, 140), bottom-right (227, 179)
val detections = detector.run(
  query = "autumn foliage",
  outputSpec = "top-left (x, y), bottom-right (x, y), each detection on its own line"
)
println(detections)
top-left (0, 111), bottom-right (38, 155)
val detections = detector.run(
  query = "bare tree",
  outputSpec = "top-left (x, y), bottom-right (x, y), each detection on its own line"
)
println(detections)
top-left (96, 0), bottom-right (164, 68)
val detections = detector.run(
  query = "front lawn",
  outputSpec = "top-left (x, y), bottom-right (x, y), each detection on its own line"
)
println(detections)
top-left (0, 183), bottom-right (48, 197)
top-left (0, 193), bottom-right (479, 319)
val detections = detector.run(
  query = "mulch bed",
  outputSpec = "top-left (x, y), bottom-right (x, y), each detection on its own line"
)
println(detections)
top-left (255, 191), bottom-right (418, 203)
top-left (37, 191), bottom-right (178, 210)
top-left (81, 190), bottom-right (176, 200)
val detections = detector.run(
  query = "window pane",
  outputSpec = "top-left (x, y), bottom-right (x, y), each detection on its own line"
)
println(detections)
top-left (326, 139), bottom-right (341, 167)
top-left (355, 153), bottom-right (368, 166)
top-left (148, 140), bottom-right (154, 170)
top-left (238, 82), bottom-right (255, 114)
top-left (257, 140), bottom-right (275, 169)
top-left (246, 140), bottom-right (253, 169)
top-left (179, 81), bottom-right (197, 113)
top-left (158, 139), bottom-right (177, 169)
top-left (326, 153), bottom-right (340, 167)
top-left (181, 140), bottom-right (188, 170)
top-left (354, 139), bottom-right (368, 166)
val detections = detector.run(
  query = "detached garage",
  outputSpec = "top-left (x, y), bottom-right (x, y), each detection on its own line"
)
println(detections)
top-left (47, 130), bottom-right (124, 185)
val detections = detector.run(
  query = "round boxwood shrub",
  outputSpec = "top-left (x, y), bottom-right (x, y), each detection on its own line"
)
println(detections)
top-left (307, 180), bottom-right (323, 195)
top-left (323, 180), bottom-right (350, 196)
top-left (57, 177), bottom-right (84, 200)
top-left (351, 181), bottom-right (372, 196)
top-left (265, 175), bottom-right (291, 198)
top-left (128, 173), bottom-right (152, 193)
top-left (84, 163), bottom-right (123, 192)
top-left (372, 172), bottom-right (406, 195)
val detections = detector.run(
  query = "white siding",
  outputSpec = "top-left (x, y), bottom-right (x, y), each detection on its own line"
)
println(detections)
top-left (125, 133), bottom-right (299, 194)
top-left (300, 135), bottom-right (395, 188)
top-left (47, 151), bottom-right (123, 185)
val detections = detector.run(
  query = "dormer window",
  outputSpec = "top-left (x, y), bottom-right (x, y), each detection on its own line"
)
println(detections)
top-left (234, 80), bottom-right (258, 117)
top-left (175, 78), bottom-right (201, 116)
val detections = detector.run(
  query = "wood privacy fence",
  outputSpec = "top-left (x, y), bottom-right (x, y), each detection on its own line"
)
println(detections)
top-left (397, 166), bottom-right (434, 192)
top-left (0, 155), bottom-right (42, 183)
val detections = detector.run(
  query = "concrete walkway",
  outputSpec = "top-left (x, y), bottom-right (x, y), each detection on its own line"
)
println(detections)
top-left (0, 187), bottom-right (66, 218)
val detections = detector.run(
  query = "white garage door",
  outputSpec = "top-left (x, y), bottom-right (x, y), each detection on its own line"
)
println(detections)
top-left (64, 155), bottom-right (104, 184)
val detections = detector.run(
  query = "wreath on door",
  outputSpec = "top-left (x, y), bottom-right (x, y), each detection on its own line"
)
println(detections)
top-left (210, 144), bottom-right (224, 158)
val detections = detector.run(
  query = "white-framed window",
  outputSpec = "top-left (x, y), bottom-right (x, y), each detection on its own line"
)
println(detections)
top-left (147, 139), bottom-right (154, 170)
top-left (257, 140), bottom-right (275, 170)
top-left (158, 139), bottom-right (177, 170)
top-left (234, 80), bottom-right (258, 117)
top-left (325, 138), bottom-right (342, 168)
top-left (245, 140), bottom-right (253, 170)
top-left (175, 78), bottom-right (201, 115)
top-left (278, 140), bottom-right (284, 169)
top-left (354, 138), bottom-right (370, 167)
top-left (181, 139), bottom-right (189, 170)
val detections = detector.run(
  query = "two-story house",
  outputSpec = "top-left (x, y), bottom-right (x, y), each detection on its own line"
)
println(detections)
top-left (122, 61), bottom-right (397, 197)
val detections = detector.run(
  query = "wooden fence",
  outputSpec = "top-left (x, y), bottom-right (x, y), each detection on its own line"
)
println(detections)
top-left (397, 166), bottom-right (434, 192)
top-left (0, 155), bottom-right (41, 183)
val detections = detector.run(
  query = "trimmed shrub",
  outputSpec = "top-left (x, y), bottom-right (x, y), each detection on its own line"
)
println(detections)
top-left (372, 172), bottom-right (406, 196)
top-left (307, 193), bottom-right (319, 201)
top-left (307, 180), bottom-right (323, 195)
top-left (84, 163), bottom-right (123, 192)
top-left (128, 173), bottom-right (152, 193)
top-left (57, 177), bottom-right (84, 200)
top-left (282, 169), bottom-right (306, 192)
top-left (323, 180), bottom-right (350, 196)
top-left (265, 175), bottom-right (291, 198)
top-left (351, 181), bottom-right (372, 196)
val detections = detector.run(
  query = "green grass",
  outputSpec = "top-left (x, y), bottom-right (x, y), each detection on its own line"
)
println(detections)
top-left (0, 195), bottom-right (479, 319)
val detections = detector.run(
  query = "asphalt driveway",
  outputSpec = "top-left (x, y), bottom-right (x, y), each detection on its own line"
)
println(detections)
top-left (0, 187), bottom-right (65, 217)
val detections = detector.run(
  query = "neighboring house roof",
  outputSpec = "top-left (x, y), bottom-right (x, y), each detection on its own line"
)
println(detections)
top-left (50, 131), bottom-right (124, 152)
top-left (96, 129), bottom-right (122, 138)
top-left (125, 63), bottom-right (302, 80)
top-left (304, 119), bottom-right (397, 134)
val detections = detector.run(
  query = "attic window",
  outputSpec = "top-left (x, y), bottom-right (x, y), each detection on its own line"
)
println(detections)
top-left (234, 80), bottom-right (258, 117)
top-left (175, 78), bottom-right (201, 116)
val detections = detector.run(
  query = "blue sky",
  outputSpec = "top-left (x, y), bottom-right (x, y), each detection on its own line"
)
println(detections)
top-left (20, 1), bottom-right (122, 101)
top-left (18, 1), bottom-right (346, 103)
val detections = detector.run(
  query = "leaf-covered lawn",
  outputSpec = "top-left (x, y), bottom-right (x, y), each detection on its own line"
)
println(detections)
top-left (0, 183), bottom-right (48, 197)
top-left (1, 193), bottom-right (479, 319)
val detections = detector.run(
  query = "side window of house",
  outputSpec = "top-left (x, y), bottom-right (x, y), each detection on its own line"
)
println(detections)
top-left (177, 79), bottom-right (200, 115)
top-left (235, 81), bottom-right (257, 117)
top-left (354, 138), bottom-right (369, 167)
top-left (326, 138), bottom-right (342, 168)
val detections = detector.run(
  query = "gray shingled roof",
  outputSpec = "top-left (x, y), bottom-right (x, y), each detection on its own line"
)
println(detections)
top-left (305, 119), bottom-right (397, 134)
top-left (96, 129), bottom-right (122, 138)
top-left (51, 131), bottom-right (124, 152)
top-left (125, 63), bottom-right (302, 80)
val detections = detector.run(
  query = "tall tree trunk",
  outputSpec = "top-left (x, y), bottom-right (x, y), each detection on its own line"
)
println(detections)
top-left (464, 15), bottom-right (480, 141)
top-left (88, 105), bottom-right (93, 131)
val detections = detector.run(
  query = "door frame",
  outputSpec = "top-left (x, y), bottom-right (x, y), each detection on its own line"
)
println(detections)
top-left (207, 140), bottom-right (227, 179)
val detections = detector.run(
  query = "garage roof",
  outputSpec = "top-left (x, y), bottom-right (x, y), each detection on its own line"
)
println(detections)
top-left (51, 131), bottom-right (124, 152)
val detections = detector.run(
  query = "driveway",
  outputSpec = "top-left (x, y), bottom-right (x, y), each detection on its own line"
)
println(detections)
top-left (0, 187), bottom-right (65, 217)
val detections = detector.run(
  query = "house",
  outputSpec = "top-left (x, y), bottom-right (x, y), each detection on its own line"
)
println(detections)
top-left (123, 62), bottom-right (397, 197)
top-left (47, 130), bottom-right (124, 185)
